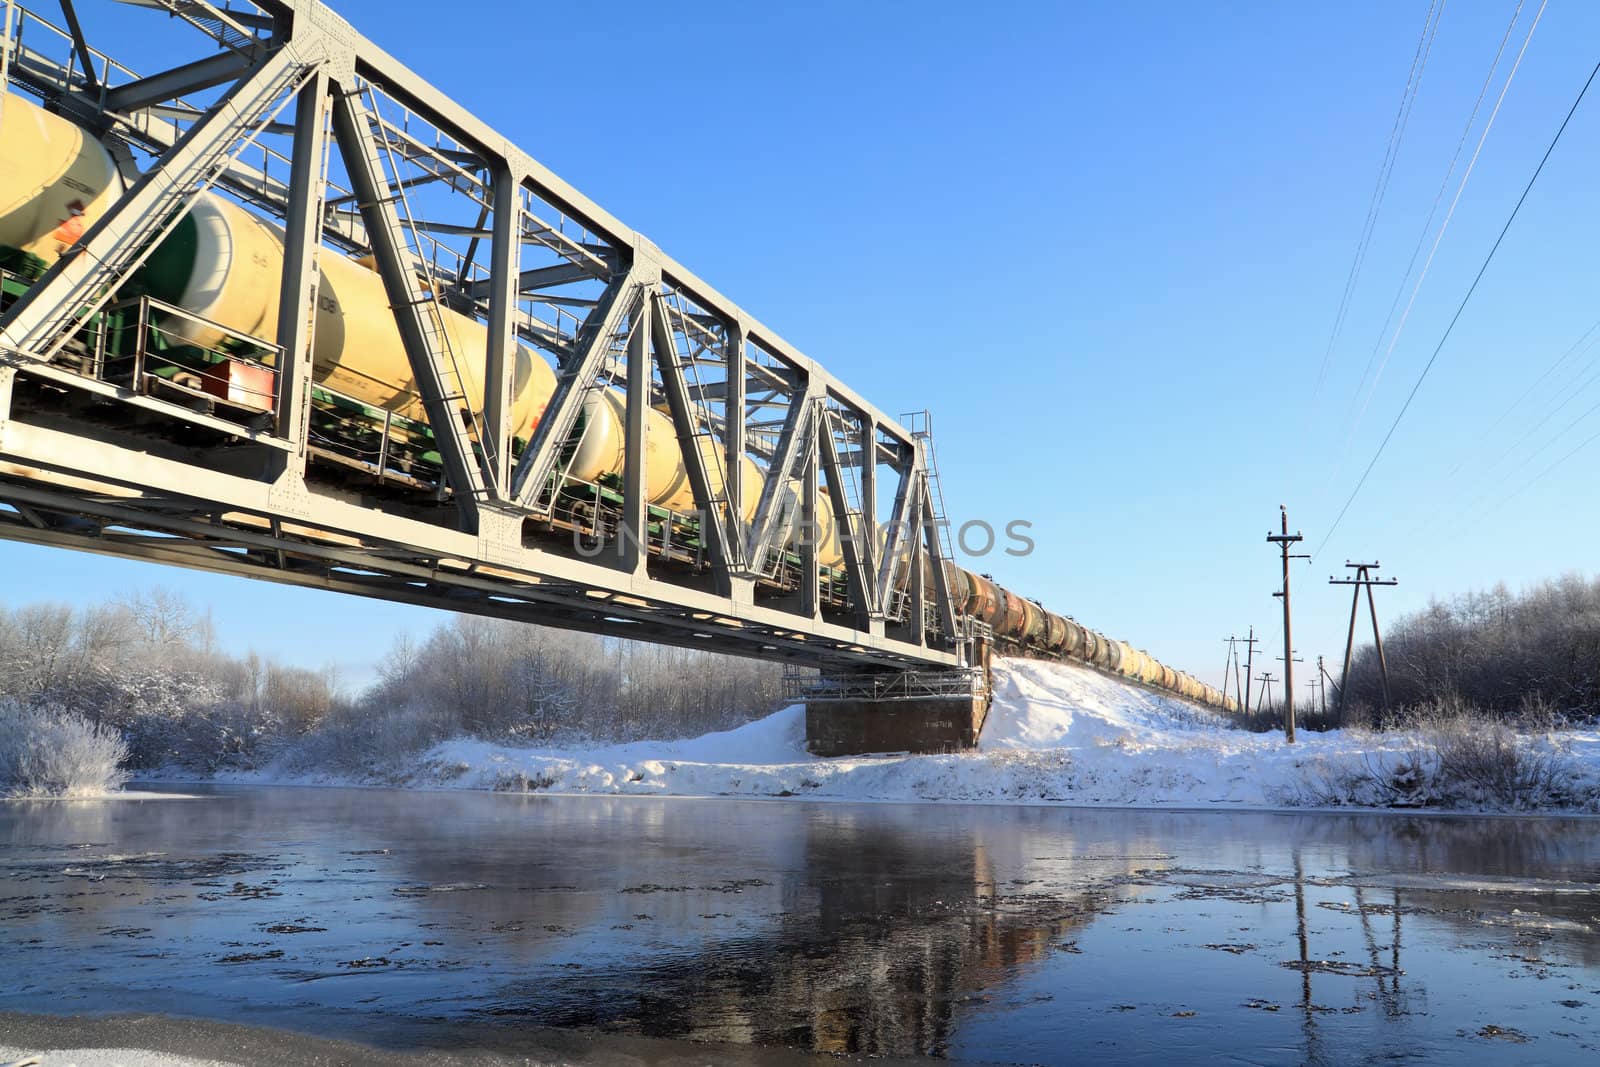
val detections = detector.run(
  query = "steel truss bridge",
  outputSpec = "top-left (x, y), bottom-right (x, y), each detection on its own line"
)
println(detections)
top-left (0, 0), bottom-right (977, 676)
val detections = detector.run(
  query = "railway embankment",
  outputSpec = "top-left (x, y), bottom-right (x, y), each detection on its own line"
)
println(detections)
top-left (158, 658), bottom-right (1600, 815)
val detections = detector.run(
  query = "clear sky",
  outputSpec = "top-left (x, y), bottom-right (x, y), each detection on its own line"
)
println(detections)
top-left (5, 0), bottom-right (1599, 699)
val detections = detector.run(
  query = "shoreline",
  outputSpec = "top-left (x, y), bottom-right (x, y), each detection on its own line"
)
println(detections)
top-left (0, 1009), bottom-right (958, 1067)
top-left (100, 776), bottom-right (1600, 820)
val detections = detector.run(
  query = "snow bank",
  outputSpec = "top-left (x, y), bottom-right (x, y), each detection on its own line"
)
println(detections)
top-left (218, 657), bottom-right (1600, 812)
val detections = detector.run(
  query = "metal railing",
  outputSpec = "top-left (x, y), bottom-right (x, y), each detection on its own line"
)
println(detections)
top-left (786, 667), bottom-right (987, 703)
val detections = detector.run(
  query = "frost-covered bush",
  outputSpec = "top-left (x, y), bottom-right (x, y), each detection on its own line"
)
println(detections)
top-left (1302, 702), bottom-right (1575, 811)
top-left (275, 702), bottom-right (457, 777)
top-left (0, 700), bottom-right (130, 797)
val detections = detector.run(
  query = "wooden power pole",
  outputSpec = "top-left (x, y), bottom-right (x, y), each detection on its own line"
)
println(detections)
top-left (1222, 635), bottom-right (1238, 701)
top-left (1330, 561), bottom-right (1399, 716)
top-left (1267, 506), bottom-right (1308, 743)
top-left (1241, 626), bottom-right (1261, 718)
top-left (1257, 671), bottom-right (1276, 714)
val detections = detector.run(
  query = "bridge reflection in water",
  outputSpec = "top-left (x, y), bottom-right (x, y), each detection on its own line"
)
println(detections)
top-left (3, 792), bottom-right (1598, 1063)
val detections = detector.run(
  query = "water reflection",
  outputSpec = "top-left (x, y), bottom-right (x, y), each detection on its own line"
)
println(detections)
top-left (1, 790), bottom-right (1597, 1064)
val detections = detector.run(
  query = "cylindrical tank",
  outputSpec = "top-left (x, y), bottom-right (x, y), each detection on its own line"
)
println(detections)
top-left (1120, 646), bottom-right (1145, 681)
top-left (563, 390), bottom-right (682, 503)
top-left (0, 94), bottom-right (122, 271)
top-left (943, 562), bottom-right (972, 607)
top-left (1058, 617), bottom-right (1083, 659)
top-left (1042, 610), bottom-right (1068, 652)
top-left (135, 193), bottom-right (558, 438)
top-left (810, 491), bottom-right (843, 568)
top-left (1097, 633), bottom-right (1120, 671)
top-left (997, 589), bottom-right (1028, 640)
top-left (1019, 599), bottom-right (1047, 645)
top-left (962, 572), bottom-right (1004, 629)
top-left (649, 418), bottom-right (766, 522)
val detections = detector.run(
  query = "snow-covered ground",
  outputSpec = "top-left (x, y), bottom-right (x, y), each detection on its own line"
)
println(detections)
top-left (212, 657), bottom-right (1600, 813)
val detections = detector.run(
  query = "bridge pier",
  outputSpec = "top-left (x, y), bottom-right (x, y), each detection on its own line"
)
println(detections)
top-left (799, 652), bottom-right (992, 757)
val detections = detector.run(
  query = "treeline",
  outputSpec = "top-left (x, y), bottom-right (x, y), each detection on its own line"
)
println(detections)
top-left (0, 590), bottom-right (789, 773)
top-left (1340, 573), bottom-right (1600, 726)
top-left (1231, 573), bottom-right (1600, 732)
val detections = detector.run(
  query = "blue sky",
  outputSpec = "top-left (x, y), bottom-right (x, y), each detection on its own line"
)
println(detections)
top-left (5, 0), bottom-right (1600, 698)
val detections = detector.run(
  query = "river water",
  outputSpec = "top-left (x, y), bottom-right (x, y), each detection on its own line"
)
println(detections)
top-left (1, 786), bottom-right (1597, 1064)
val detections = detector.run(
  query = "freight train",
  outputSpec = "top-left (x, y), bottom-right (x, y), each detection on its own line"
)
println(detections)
top-left (0, 91), bottom-right (1236, 713)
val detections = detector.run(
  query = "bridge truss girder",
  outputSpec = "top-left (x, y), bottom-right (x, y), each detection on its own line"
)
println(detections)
top-left (0, 0), bottom-right (968, 672)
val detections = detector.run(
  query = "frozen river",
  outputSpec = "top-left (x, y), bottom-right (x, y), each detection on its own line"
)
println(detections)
top-left (2, 786), bottom-right (1598, 1064)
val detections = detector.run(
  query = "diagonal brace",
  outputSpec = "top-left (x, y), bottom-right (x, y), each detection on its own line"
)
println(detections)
top-left (330, 80), bottom-right (491, 528)
top-left (818, 407), bottom-right (879, 624)
top-left (874, 462), bottom-right (921, 612)
top-left (921, 484), bottom-right (959, 643)
top-left (509, 269), bottom-right (640, 511)
top-left (743, 386), bottom-right (812, 577)
top-left (650, 292), bottom-right (736, 593)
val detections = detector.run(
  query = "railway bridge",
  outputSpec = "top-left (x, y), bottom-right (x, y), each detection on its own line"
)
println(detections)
top-left (0, 0), bottom-right (1233, 753)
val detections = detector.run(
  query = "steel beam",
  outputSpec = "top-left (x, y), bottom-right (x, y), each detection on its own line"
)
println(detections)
top-left (482, 163), bottom-right (521, 495)
top-left (59, 0), bottom-right (100, 92)
top-left (104, 46), bottom-right (261, 112)
top-left (619, 299), bottom-right (648, 576)
top-left (0, 420), bottom-right (959, 667)
top-left (273, 66), bottom-right (329, 478)
top-left (650, 292), bottom-right (733, 595)
top-left (743, 385), bottom-right (812, 576)
top-left (818, 408), bottom-right (878, 629)
top-left (509, 269), bottom-right (639, 511)
top-left (907, 524), bottom-right (927, 644)
top-left (921, 484), bottom-right (959, 642)
top-left (725, 317), bottom-right (748, 593)
top-left (875, 464), bottom-right (920, 612)
top-left (330, 78), bottom-right (491, 529)
top-left (461, 260), bottom-right (610, 300)
top-left (800, 450), bottom-right (819, 620)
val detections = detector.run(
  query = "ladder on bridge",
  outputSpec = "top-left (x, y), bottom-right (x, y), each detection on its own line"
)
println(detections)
top-left (902, 409), bottom-right (954, 563)
top-left (902, 409), bottom-right (960, 635)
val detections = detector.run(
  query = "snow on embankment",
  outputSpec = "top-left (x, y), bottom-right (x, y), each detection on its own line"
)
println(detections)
top-left (403, 657), bottom-right (1429, 808)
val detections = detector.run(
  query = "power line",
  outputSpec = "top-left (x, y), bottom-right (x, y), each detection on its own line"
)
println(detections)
top-left (1342, 0), bottom-right (1545, 440)
top-left (1315, 1), bottom-right (1538, 527)
top-left (1460, 358), bottom-right (1600, 510)
top-left (1344, 1), bottom-right (1525, 419)
top-left (1466, 395), bottom-right (1600, 518)
top-left (1444, 312), bottom-right (1600, 479)
top-left (1311, 0), bottom-right (1447, 400)
top-left (1313, 46), bottom-right (1600, 562)
top-left (1526, 424), bottom-right (1600, 489)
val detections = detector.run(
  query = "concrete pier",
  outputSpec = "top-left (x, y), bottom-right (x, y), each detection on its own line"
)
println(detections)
top-left (802, 656), bottom-right (992, 756)
top-left (805, 689), bottom-right (992, 756)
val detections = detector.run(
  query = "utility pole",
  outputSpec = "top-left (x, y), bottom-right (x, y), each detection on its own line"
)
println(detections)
top-left (1267, 506), bottom-right (1308, 743)
top-left (1319, 655), bottom-right (1342, 715)
top-left (1330, 562), bottom-right (1399, 716)
top-left (1257, 671), bottom-right (1276, 714)
top-left (1222, 635), bottom-right (1237, 698)
top-left (1231, 639), bottom-right (1245, 710)
top-left (1316, 654), bottom-right (1330, 716)
top-left (1278, 650), bottom-right (1304, 719)
top-left (1241, 626), bottom-right (1261, 718)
